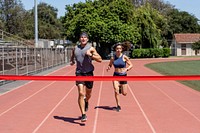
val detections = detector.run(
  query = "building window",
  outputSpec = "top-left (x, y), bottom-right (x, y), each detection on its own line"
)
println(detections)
top-left (181, 44), bottom-right (186, 55)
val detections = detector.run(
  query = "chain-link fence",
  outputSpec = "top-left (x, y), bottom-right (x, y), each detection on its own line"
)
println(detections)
top-left (0, 46), bottom-right (73, 85)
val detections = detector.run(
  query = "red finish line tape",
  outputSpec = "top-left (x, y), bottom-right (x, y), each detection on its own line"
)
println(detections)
top-left (0, 75), bottom-right (200, 81)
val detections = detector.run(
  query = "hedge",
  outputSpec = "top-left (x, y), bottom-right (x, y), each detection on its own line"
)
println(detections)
top-left (132, 48), bottom-right (170, 58)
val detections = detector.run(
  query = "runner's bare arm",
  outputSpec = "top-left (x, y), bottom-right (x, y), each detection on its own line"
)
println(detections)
top-left (124, 55), bottom-right (133, 71)
top-left (70, 48), bottom-right (75, 65)
top-left (86, 47), bottom-right (102, 63)
top-left (107, 58), bottom-right (114, 71)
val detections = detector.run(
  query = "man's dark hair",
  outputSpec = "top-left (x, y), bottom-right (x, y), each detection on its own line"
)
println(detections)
top-left (80, 32), bottom-right (89, 38)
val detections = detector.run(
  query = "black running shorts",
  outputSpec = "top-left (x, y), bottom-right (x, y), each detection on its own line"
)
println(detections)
top-left (75, 71), bottom-right (94, 89)
top-left (113, 72), bottom-right (127, 84)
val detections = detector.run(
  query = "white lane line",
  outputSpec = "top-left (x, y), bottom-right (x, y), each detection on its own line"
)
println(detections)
top-left (128, 85), bottom-right (156, 133)
top-left (0, 68), bottom-right (75, 116)
top-left (0, 81), bottom-right (55, 117)
top-left (173, 81), bottom-right (200, 97)
top-left (0, 65), bottom-right (74, 96)
top-left (0, 81), bottom-right (33, 96)
top-left (32, 85), bottom-right (75, 133)
top-left (92, 65), bottom-right (105, 133)
top-left (149, 82), bottom-right (200, 122)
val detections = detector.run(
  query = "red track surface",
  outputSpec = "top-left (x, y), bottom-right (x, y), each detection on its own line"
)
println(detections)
top-left (0, 58), bottom-right (200, 133)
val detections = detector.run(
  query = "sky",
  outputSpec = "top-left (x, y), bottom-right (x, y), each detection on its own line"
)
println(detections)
top-left (163, 0), bottom-right (200, 20)
top-left (21, 0), bottom-right (200, 20)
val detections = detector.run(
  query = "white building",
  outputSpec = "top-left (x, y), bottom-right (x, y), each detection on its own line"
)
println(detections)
top-left (171, 33), bottom-right (200, 56)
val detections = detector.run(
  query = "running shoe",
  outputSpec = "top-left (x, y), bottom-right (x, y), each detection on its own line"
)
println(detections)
top-left (116, 105), bottom-right (121, 112)
top-left (81, 114), bottom-right (87, 122)
top-left (85, 99), bottom-right (89, 112)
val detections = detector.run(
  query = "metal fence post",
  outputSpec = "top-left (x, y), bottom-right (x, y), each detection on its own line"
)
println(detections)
top-left (15, 47), bottom-right (18, 75)
top-left (2, 46), bottom-right (4, 75)
top-left (26, 47), bottom-right (28, 75)
top-left (34, 48), bottom-right (37, 73)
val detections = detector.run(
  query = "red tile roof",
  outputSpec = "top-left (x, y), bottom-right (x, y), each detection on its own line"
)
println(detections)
top-left (174, 33), bottom-right (200, 43)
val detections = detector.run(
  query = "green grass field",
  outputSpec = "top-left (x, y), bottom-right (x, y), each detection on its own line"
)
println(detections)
top-left (145, 60), bottom-right (200, 92)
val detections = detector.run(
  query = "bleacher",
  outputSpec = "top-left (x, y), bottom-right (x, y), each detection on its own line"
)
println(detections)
top-left (0, 29), bottom-right (69, 86)
top-left (0, 29), bottom-right (34, 47)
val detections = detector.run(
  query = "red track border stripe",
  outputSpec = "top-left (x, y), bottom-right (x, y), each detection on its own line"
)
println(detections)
top-left (0, 75), bottom-right (200, 81)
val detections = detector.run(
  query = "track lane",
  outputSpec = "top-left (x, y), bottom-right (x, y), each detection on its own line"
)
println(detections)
top-left (0, 58), bottom-right (200, 132)
top-left (32, 62), bottom-right (106, 133)
top-left (129, 58), bottom-right (200, 132)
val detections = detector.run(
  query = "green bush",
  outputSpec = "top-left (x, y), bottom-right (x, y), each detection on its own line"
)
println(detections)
top-left (153, 48), bottom-right (163, 58)
top-left (132, 49), bottom-right (141, 58)
top-left (162, 48), bottom-right (170, 57)
top-left (148, 48), bottom-right (154, 58)
top-left (132, 48), bottom-right (170, 58)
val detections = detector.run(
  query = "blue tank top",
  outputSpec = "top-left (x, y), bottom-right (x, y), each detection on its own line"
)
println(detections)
top-left (74, 43), bottom-right (94, 73)
top-left (113, 54), bottom-right (126, 68)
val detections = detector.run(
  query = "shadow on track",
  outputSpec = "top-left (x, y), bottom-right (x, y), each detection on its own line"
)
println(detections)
top-left (54, 116), bottom-right (85, 126)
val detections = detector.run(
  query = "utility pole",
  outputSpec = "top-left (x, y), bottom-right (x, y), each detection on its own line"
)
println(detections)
top-left (34, 0), bottom-right (38, 47)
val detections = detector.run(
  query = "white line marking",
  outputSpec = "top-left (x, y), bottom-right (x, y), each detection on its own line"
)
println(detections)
top-left (173, 81), bottom-right (200, 97)
top-left (128, 85), bottom-right (156, 133)
top-left (32, 85), bottom-right (75, 133)
top-left (149, 82), bottom-right (200, 122)
top-left (0, 81), bottom-right (33, 96)
top-left (0, 68), bottom-right (75, 116)
top-left (0, 81), bottom-right (55, 117)
top-left (92, 65), bottom-right (105, 133)
top-left (0, 65), bottom-right (73, 96)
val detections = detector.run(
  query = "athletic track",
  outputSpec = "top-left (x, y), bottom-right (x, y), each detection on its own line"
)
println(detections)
top-left (0, 58), bottom-right (200, 133)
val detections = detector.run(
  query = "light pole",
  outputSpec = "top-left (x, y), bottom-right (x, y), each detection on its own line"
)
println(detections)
top-left (34, 0), bottom-right (38, 47)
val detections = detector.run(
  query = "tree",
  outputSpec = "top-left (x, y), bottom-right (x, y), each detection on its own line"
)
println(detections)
top-left (0, 19), bottom-right (4, 30)
top-left (131, 0), bottom-right (146, 6)
top-left (132, 0), bottom-right (200, 47)
top-left (63, 0), bottom-right (140, 45)
top-left (22, 2), bottom-right (64, 40)
top-left (21, 10), bottom-right (34, 39)
top-left (192, 40), bottom-right (200, 55)
top-left (165, 9), bottom-right (200, 40)
top-left (133, 3), bottom-right (166, 48)
top-left (37, 2), bottom-right (63, 39)
top-left (0, 1), bottom-right (63, 40)
top-left (0, 0), bottom-right (26, 35)
top-left (146, 0), bottom-right (174, 13)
